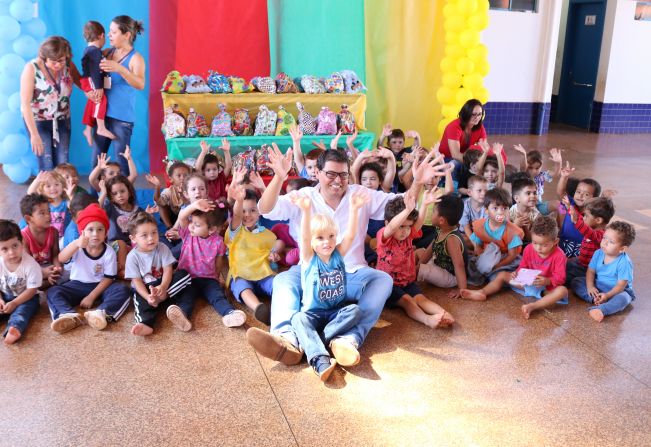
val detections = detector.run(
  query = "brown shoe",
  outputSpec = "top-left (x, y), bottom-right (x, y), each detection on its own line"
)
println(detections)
top-left (246, 327), bottom-right (303, 365)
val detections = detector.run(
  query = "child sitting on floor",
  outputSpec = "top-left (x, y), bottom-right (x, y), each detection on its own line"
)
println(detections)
top-left (54, 163), bottom-right (88, 196)
top-left (475, 143), bottom-right (505, 190)
top-left (351, 147), bottom-right (396, 193)
top-left (563, 196), bottom-right (614, 286)
top-left (417, 193), bottom-right (468, 299)
top-left (288, 190), bottom-right (367, 382)
top-left (20, 194), bottom-right (62, 287)
top-left (26, 171), bottom-right (70, 238)
top-left (461, 215), bottom-right (568, 319)
top-left (0, 220), bottom-right (42, 345)
top-left (466, 188), bottom-right (524, 284)
top-left (271, 178), bottom-right (313, 267)
top-left (377, 194), bottom-right (454, 329)
top-left (513, 144), bottom-right (562, 215)
top-left (459, 175), bottom-right (488, 244)
top-left (509, 177), bottom-right (541, 243)
top-left (88, 149), bottom-right (138, 195)
top-left (157, 161), bottom-right (191, 229)
top-left (63, 193), bottom-right (99, 247)
top-left (125, 212), bottom-right (192, 336)
top-left (570, 221), bottom-right (636, 322)
top-left (377, 125), bottom-right (420, 192)
top-left (47, 204), bottom-right (130, 333)
top-left (195, 139), bottom-right (232, 202)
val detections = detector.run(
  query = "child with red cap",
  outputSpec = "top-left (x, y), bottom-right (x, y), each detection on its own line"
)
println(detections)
top-left (46, 204), bottom-right (130, 333)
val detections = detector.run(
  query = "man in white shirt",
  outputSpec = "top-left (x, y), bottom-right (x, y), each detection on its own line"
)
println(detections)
top-left (246, 145), bottom-right (446, 367)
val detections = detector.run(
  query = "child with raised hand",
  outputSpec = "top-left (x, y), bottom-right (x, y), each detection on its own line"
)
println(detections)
top-left (89, 148), bottom-right (138, 194)
top-left (417, 193), bottom-right (468, 299)
top-left (63, 193), bottom-right (99, 248)
top-left (54, 163), bottom-right (87, 196)
top-left (0, 220), bottom-right (42, 345)
top-left (174, 198), bottom-right (247, 328)
top-left (571, 221), bottom-right (636, 322)
top-left (377, 193), bottom-right (454, 329)
top-left (351, 147), bottom-right (396, 193)
top-left (509, 177), bottom-right (541, 243)
top-left (513, 144), bottom-right (562, 215)
top-left (157, 161), bottom-right (191, 228)
top-left (563, 196), bottom-right (614, 286)
top-left (125, 212), bottom-right (192, 336)
top-left (377, 125), bottom-right (420, 192)
top-left (289, 124), bottom-right (321, 182)
top-left (47, 204), bottom-right (130, 333)
top-left (414, 157), bottom-right (454, 249)
top-left (195, 139), bottom-right (232, 202)
top-left (99, 174), bottom-right (152, 245)
top-left (461, 215), bottom-right (568, 319)
top-left (456, 147), bottom-right (485, 196)
top-left (225, 184), bottom-right (278, 325)
top-left (556, 161), bottom-right (601, 258)
top-left (20, 194), bottom-right (62, 287)
top-left (26, 171), bottom-right (70, 237)
top-left (459, 175), bottom-right (488, 242)
top-left (288, 190), bottom-right (367, 382)
top-left (476, 143), bottom-right (505, 190)
top-left (466, 188), bottom-right (524, 284)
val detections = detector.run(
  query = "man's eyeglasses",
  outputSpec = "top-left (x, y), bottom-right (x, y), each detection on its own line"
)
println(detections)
top-left (323, 170), bottom-right (350, 180)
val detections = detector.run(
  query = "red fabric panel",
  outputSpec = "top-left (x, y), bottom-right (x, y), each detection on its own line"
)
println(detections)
top-left (175, 0), bottom-right (270, 79)
top-left (149, 0), bottom-right (179, 174)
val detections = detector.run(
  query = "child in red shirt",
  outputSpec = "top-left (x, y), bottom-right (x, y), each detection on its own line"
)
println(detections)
top-left (194, 139), bottom-right (232, 202)
top-left (376, 194), bottom-right (454, 329)
top-left (462, 215), bottom-right (568, 319)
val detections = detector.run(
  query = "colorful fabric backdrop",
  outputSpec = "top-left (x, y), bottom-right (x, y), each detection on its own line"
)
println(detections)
top-left (41, 0), bottom-right (449, 173)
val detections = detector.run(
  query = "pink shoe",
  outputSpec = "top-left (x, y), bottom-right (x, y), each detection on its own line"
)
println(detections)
top-left (285, 248), bottom-right (300, 266)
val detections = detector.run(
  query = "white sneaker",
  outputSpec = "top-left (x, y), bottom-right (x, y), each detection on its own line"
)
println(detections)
top-left (84, 309), bottom-right (108, 331)
top-left (166, 305), bottom-right (192, 332)
top-left (222, 310), bottom-right (247, 327)
top-left (51, 313), bottom-right (83, 334)
top-left (329, 337), bottom-right (361, 367)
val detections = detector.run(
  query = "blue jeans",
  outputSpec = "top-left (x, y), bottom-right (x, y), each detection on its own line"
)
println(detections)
top-left (270, 265), bottom-right (392, 348)
top-left (191, 277), bottom-right (234, 316)
top-left (571, 277), bottom-right (635, 317)
top-left (230, 275), bottom-right (274, 304)
top-left (1, 292), bottom-right (39, 336)
top-left (30, 118), bottom-right (71, 170)
top-left (91, 117), bottom-right (134, 175)
top-left (291, 304), bottom-right (361, 362)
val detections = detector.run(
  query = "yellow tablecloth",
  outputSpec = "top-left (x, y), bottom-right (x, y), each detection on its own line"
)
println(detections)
top-left (161, 92), bottom-right (367, 130)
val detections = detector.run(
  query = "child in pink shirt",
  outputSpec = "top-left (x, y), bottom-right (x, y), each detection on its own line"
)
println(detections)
top-left (461, 215), bottom-right (568, 319)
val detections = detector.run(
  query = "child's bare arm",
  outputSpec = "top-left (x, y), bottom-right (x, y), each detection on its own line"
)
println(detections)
top-left (493, 143), bottom-right (506, 188)
top-left (221, 138), bottom-right (232, 177)
top-left (346, 130), bottom-right (359, 160)
top-left (416, 188), bottom-right (443, 232)
top-left (350, 149), bottom-right (372, 184)
top-left (59, 236), bottom-right (85, 263)
top-left (557, 161), bottom-right (575, 198)
top-left (177, 199), bottom-right (215, 229)
top-left (195, 140), bottom-right (210, 172)
top-left (595, 279), bottom-right (629, 305)
top-left (549, 148), bottom-right (563, 177)
top-left (378, 148), bottom-right (396, 192)
top-left (384, 193), bottom-right (416, 239)
top-left (443, 163), bottom-right (454, 194)
top-left (145, 174), bottom-right (162, 202)
top-left (406, 130), bottom-right (421, 148)
top-left (131, 276), bottom-right (150, 299)
top-left (290, 193), bottom-right (314, 263)
top-left (513, 144), bottom-right (527, 172)
top-left (122, 146), bottom-right (138, 183)
top-left (376, 123), bottom-right (391, 148)
top-left (97, 180), bottom-right (107, 207)
top-left (88, 154), bottom-right (107, 191)
top-left (339, 190), bottom-right (369, 257)
top-left (330, 131), bottom-right (342, 150)
top-left (289, 125), bottom-right (305, 173)
top-left (215, 255), bottom-right (226, 286)
top-left (27, 171), bottom-right (44, 195)
top-left (448, 235), bottom-right (468, 291)
top-left (230, 184), bottom-right (246, 231)
top-left (493, 246), bottom-right (519, 269)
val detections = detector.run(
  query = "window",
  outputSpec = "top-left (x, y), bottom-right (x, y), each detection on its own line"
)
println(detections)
top-left (635, 2), bottom-right (651, 21)
top-left (489, 0), bottom-right (537, 12)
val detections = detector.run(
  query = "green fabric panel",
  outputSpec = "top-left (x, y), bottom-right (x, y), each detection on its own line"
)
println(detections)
top-left (267, 0), bottom-right (366, 81)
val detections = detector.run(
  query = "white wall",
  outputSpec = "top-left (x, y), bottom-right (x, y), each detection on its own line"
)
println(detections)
top-left (483, 0), bottom-right (563, 103)
top-left (552, 0), bottom-right (569, 96)
top-left (595, 1), bottom-right (651, 103)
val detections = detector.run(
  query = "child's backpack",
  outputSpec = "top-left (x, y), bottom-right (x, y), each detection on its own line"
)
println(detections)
top-left (207, 70), bottom-right (233, 93)
top-left (256, 144), bottom-right (274, 176)
top-left (186, 108), bottom-right (210, 138)
top-left (162, 105), bottom-right (186, 140)
top-left (232, 108), bottom-right (252, 136)
top-left (183, 74), bottom-right (212, 93)
top-left (296, 101), bottom-right (317, 135)
top-left (210, 103), bottom-right (234, 137)
top-left (337, 104), bottom-right (356, 134)
top-left (316, 106), bottom-right (337, 135)
top-left (323, 72), bottom-right (345, 94)
top-left (162, 70), bottom-right (185, 93)
top-left (300, 75), bottom-right (326, 94)
top-left (229, 76), bottom-right (253, 94)
top-left (254, 105), bottom-right (277, 136)
top-left (251, 76), bottom-right (277, 94)
top-left (275, 105), bottom-right (296, 136)
top-left (275, 72), bottom-right (299, 93)
top-left (340, 69), bottom-right (367, 94)
top-left (232, 147), bottom-right (257, 172)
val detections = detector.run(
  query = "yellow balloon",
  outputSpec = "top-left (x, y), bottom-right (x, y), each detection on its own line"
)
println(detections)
top-left (442, 104), bottom-right (458, 119)
top-left (438, 118), bottom-right (450, 136)
top-left (442, 72), bottom-right (463, 89)
top-left (459, 30), bottom-right (480, 49)
top-left (436, 86), bottom-right (456, 105)
top-left (462, 73), bottom-right (483, 90)
top-left (445, 43), bottom-right (466, 59)
top-left (476, 0), bottom-right (489, 13)
top-left (468, 13), bottom-right (489, 31)
top-left (440, 57), bottom-right (458, 73)
top-left (443, 3), bottom-right (456, 19)
top-left (444, 16), bottom-right (464, 33)
top-left (468, 43), bottom-right (488, 63)
top-left (456, 0), bottom-right (478, 15)
top-left (456, 57), bottom-right (475, 75)
top-left (445, 31), bottom-right (460, 45)
top-left (455, 87), bottom-right (474, 105)
top-left (476, 59), bottom-right (490, 76)
top-left (475, 86), bottom-right (490, 104)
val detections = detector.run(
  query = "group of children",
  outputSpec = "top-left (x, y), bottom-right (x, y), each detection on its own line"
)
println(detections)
top-left (0, 122), bottom-right (637, 384)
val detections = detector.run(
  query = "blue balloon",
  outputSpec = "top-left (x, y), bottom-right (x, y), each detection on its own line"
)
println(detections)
top-left (19, 16), bottom-right (44, 38)
top-left (0, 15), bottom-right (20, 41)
top-left (9, 0), bottom-right (33, 22)
top-left (7, 91), bottom-right (19, 112)
top-left (12, 34), bottom-right (37, 59)
top-left (0, 3), bottom-right (9, 15)
top-left (0, 53), bottom-right (25, 78)
top-left (0, 92), bottom-right (8, 112)
top-left (0, 38), bottom-right (11, 54)
top-left (0, 110), bottom-right (21, 133)
top-left (20, 150), bottom-right (37, 170)
top-left (3, 161), bottom-right (30, 183)
top-left (0, 75), bottom-right (19, 95)
top-left (2, 131), bottom-right (28, 158)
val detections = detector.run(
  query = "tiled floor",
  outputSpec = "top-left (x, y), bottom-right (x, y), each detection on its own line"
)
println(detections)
top-left (1, 125), bottom-right (650, 447)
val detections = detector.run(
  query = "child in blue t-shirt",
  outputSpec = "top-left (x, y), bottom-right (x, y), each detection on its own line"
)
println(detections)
top-left (288, 189), bottom-right (368, 383)
top-left (571, 221), bottom-right (636, 322)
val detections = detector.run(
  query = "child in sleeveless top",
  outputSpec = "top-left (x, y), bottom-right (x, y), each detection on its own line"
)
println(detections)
top-left (195, 139), bottom-right (232, 202)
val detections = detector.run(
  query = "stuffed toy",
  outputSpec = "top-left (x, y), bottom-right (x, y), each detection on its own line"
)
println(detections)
top-left (162, 71), bottom-right (185, 93)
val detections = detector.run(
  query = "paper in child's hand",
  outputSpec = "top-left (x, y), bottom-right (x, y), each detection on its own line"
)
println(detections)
top-left (511, 269), bottom-right (542, 286)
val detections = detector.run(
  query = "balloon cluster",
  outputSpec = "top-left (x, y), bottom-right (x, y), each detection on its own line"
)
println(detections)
top-left (0, 0), bottom-right (45, 183)
top-left (437, 0), bottom-right (490, 135)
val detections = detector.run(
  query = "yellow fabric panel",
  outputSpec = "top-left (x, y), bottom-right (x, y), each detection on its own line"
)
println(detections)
top-left (161, 92), bottom-right (367, 130)
top-left (364, 0), bottom-right (445, 148)
top-left (224, 226), bottom-right (277, 285)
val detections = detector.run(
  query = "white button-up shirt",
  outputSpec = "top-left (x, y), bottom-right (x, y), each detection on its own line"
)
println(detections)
top-left (263, 184), bottom-right (397, 273)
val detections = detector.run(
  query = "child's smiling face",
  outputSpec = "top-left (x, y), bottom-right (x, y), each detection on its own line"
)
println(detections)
top-left (573, 182), bottom-right (596, 208)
